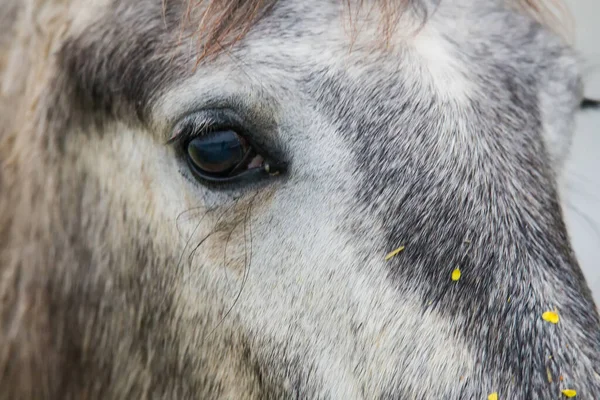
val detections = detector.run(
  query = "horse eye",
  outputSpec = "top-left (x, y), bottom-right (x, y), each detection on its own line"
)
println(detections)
top-left (187, 130), bottom-right (250, 175)
top-left (185, 129), bottom-right (274, 183)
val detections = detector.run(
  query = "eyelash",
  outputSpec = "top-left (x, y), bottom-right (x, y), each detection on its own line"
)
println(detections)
top-left (166, 114), bottom-right (222, 145)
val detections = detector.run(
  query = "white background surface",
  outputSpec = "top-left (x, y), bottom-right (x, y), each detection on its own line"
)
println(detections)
top-left (562, 0), bottom-right (600, 304)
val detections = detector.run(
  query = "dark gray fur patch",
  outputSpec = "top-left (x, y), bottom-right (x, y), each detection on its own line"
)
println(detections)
top-left (57, 1), bottom-right (190, 124)
top-left (307, 9), bottom-right (600, 399)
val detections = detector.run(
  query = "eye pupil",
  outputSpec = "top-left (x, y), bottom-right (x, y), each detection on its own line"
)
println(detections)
top-left (187, 130), bottom-right (248, 174)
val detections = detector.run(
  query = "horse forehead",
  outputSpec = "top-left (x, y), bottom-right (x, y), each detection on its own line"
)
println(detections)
top-left (57, 0), bottom-right (574, 131)
top-left (56, 0), bottom-right (474, 119)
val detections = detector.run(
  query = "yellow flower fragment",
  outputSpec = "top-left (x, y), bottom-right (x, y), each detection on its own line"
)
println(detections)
top-left (385, 246), bottom-right (405, 261)
top-left (451, 268), bottom-right (461, 281)
top-left (542, 311), bottom-right (560, 324)
top-left (561, 389), bottom-right (577, 398)
top-left (487, 392), bottom-right (498, 400)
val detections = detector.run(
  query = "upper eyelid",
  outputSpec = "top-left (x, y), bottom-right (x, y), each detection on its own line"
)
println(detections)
top-left (166, 114), bottom-right (217, 145)
top-left (166, 107), bottom-right (253, 145)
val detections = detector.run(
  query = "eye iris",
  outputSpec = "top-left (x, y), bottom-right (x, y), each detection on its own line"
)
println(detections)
top-left (187, 130), bottom-right (247, 174)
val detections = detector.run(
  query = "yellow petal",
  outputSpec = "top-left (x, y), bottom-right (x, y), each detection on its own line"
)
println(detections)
top-left (487, 392), bottom-right (498, 400)
top-left (542, 311), bottom-right (560, 324)
top-left (561, 389), bottom-right (577, 398)
top-left (451, 268), bottom-right (461, 281)
top-left (385, 246), bottom-right (405, 261)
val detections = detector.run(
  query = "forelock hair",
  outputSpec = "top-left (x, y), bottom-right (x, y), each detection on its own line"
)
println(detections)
top-left (187, 0), bottom-right (569, 61)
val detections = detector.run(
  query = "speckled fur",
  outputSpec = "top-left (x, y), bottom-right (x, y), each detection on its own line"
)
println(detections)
top-left (1, 0), bottom-right (599, 399)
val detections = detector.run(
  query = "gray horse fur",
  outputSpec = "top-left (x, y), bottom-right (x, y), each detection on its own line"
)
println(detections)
top-left (0, 0), bottom-right (599, 398)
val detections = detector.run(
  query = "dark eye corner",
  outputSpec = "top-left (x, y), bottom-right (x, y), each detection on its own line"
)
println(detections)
top-left (168, 111), bottom-right (287, 185)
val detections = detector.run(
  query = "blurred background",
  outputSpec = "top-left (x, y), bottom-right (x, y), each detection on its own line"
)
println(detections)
top-left (562, 0), bottom-right (600, 304)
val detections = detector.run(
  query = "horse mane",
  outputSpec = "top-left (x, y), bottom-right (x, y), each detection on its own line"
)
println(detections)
top-left (188, 0), bottom-right (570, 61)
